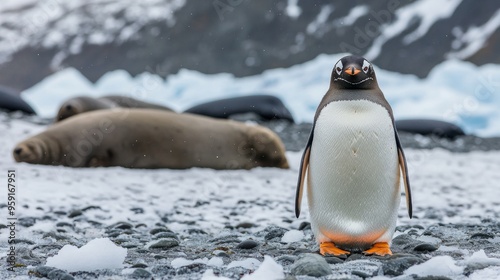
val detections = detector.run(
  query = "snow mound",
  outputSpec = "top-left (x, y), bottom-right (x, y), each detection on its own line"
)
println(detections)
top-left (463, 250), bottom-right (500, 268)
top-left (281, 230), bottom-right (304, 243)
top-left (241, 256), bottom-right (284, 280)
top-left (45, 238), bottom-right (127, 272)
top-left (404, 255), bottom-right (463, 277)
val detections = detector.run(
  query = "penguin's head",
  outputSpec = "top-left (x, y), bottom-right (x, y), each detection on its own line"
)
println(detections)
top-left (330, 55), bottom-right (378, 90)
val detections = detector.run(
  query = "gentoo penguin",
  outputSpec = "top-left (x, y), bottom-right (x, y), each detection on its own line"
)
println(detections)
top-left (295, 55), bottom-right (412, 256)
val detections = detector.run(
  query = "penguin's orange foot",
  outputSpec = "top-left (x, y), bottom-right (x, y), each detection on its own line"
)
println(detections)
top-left (319, 242), bottom-right (350, 256)
top-left (363, 242), bottom-right (392, 256)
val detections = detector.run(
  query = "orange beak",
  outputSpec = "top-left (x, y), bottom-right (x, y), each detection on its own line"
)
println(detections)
top-left (344, 66), bottom-right (361, 76)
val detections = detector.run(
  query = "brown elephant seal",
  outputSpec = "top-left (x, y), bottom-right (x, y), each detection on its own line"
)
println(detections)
top-left (14, 109), bottom-right (289, 169)
top-left (55, 95), bottom-right (173, 122)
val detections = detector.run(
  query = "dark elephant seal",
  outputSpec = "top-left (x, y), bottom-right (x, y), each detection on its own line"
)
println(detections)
top-left (184, 95), bottom-right (295, 123)
top-left (14, 109), bottom-right (289, 169)
top-left (56, 95), bottom-right (173, 121)
top-left (0, 85), bottom-right (36, 114)
top-left (395, 119), bottom-right (465, 139)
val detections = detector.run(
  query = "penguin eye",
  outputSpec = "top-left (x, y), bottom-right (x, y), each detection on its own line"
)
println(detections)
top-left (335, 60), bottom-right (343, 75)
top-left (362, 60), bottom-right (370, 74)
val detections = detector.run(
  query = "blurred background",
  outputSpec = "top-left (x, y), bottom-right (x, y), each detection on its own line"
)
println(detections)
top-left (1, 0), bottom-right (500, 135)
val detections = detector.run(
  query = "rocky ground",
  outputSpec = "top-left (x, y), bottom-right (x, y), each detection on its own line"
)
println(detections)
top-left (1, 114), bottom-right (500, 279)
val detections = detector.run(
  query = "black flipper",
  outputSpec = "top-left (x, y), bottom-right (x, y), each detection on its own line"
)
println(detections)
top-left (295, 128), bottom-right (314, 218)
top-left (395, 130), bottom-right (412, 218)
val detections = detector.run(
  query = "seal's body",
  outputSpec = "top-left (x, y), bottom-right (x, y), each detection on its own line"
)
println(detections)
top-left (14, 109), bottom-right (289, 170)
top-left (296, 56), bottom-right (412, 256)
top-left (55, 95), bottom-right (172, 122)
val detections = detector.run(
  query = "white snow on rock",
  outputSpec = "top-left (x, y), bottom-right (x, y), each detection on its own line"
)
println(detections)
top-left (241, 256), bottom-right (284, 280)
top-left (404, 255), bottom-right (464, 277)
top-left (365, 0), bottom-right (462, 59)
top-left (45, 238), bottom-right (127, 272)
top-left (281, 229), bottom-right (304, 243)
top-left (0, 0), bottom-right (186, 65)
top-left (448, 9), bottom-right (500, 59)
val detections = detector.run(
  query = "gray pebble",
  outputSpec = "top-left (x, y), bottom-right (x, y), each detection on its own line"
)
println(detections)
top-left (150, 227), bottom-right (171, 235)
top-left (291, 254), bottom-right (332, 277)
top-left (67, 210), bottom-right (83, 218)
top-left (112, 221), bottom-right (134, 230)
top-left (382, 256), bottom-right (424, 276)
top-left (324, 256), bottom-right (344, 264)
top-left (18, 217), bottom-right (37, 227)
top-left (35, 266), bottom-right (57, 277)
top-left (153, 232), bottom-right (179, 240)
top-left (47, 269), bottom-right (74, 280)
top-left (264, 226), bottom-right (288, 240)
top-left (236, 222), bottom-right (256, 229)
top-left (414, 243), bottom-right (439, 252)
top-left (131, 268), bottom-right (152, 279)
top-left (147, 238), bottom-right (179, 249)
top-left (236, 239), bottom-right (259, 249)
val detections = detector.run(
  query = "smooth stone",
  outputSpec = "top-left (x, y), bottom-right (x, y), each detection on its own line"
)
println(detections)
top-left (18, 217), bottom-right (37, 227)
top-left (324, 256), bottom-right (344, 264)
top-left (112, 221), bottom-right (134, 230)
top-left (35, 266), bottom-right (57, 277)
top-left (131, 268), bottom-right (152, 278)
top-left (147, 238), bottom-right (179, 249)
top-left (150, 227), bottom-right (171, 235)
top-left (235, 222), bottom-right (256, 229)
top-left (291, 254), bottom-right (332, 277)
top-left (47, 269), bottom-right (74, 280)
top-left (236, 239), bottom-right (259, 249)
top-left (413, 243), bottom-right (439, 252)
top-left (382, 256), bottom-right (424, 276)
top-left (67, 210), bottom-right (83, 218)
top-left (298, 222), bottom-right (311, 231)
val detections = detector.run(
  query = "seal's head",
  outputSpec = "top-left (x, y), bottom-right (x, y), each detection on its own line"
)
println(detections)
top-left (13, 138), bottom-right (48, 164)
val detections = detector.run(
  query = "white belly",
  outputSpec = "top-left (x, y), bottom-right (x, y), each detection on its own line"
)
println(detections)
top-left (308, 100), bottom-right (400, 248)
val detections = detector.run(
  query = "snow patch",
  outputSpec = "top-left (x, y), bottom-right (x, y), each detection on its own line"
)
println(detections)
top-left (281, 230), bottom-right (304, 243)
top-left (404, 255), bottom-right (464, 277)
top-left (447, 9), bottom-right (500, 59)
top-left (241, 256), bottom-right (284, 280)
top-left (45, 238), bottom-right (127, 272)
top-left (365, 0), bottom-right (462, 59)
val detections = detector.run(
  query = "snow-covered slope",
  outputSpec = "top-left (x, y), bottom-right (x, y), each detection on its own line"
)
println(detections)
top-left (21, 54), bottom-right (500, 136)
top-left (0, 0), bottom-right (499, 90)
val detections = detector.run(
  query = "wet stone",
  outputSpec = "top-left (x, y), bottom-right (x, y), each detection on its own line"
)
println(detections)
top-left (34, 266), bottom-right (57, 277)
top-left (67, 210), bottom-right (83, 218)
top-left (236, 239), bottom-right (259, 249)
top-left (298, 222), bottom-right (311, 231)
top-left (150, 227), bottom-right (171, 235)
top-left (131, 268), bottom-right (152, 278)
top-left (291, 254), bottom-right (332, 277)
top-left (18, 217), bottom-right (37, 227)
top-left (47, 269), bottom-right (75, 280)
top-left (382, 255), bottom-right (424, 276)
top-left (235, 222), bottom-right (256, 229)
top-left (111, 221), bottom-right (134, 230)
top-left (147, 238), bottom-right (179, 250)
top-left (414, 243), bottom-right (439, 252)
